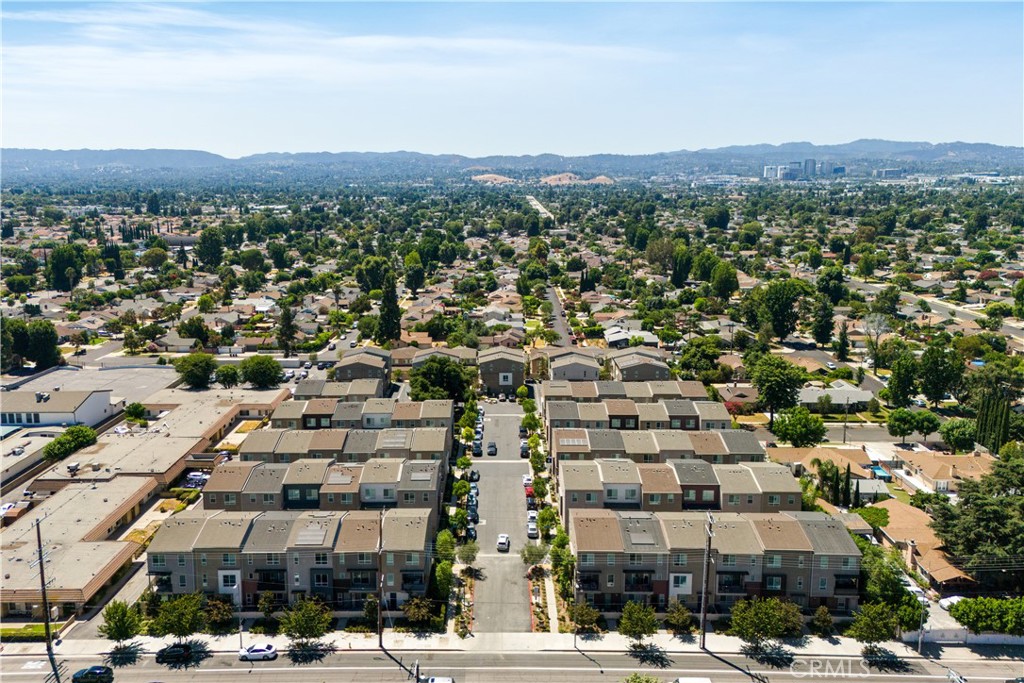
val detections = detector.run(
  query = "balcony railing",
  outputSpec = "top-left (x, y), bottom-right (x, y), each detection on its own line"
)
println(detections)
top-left (577, 573), bottom-right (601, 591)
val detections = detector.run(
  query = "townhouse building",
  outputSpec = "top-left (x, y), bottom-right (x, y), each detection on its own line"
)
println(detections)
top-left (557, 459), bottom-right (801, 527)
top-left (569, 509), bottom-right (861, 614)
top-left (478, 347), bottom-right (526, 396)
top-left (550, 428), bottom-right (764, 473)
top-left (270, 400), bottom-right (454, 432)
top-left (237, 427), bottom-right (452, 464)
top-left (147, 508), bottom-right (433, 611)
top-left (544, 399), bottom-right (730, 444)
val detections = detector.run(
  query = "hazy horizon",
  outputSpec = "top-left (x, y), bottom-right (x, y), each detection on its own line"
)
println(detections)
top-left (3, 2), bottom-right (1022, 157)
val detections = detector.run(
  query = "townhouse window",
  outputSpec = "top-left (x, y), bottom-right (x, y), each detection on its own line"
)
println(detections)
top-left (387, 573), bottom-right (395, 587)
top-left (585, 493), bottom-right (596, 503)
top-left (267, 553), bottom-right (280, 565)
top-left (341, 494), bottom-right (352, 504)
top-left (649, 494), bottom-right (661, 505)
top-left (643, 454), bottom-right (655, 463)
top-left (422, 493), bottom-right (429, 502)
top-left (200, 554), bottom-right (207, 567)
top-left (222, 553), bottom-right (236, 567)
top-left (819, 557), bottom-right (829, 569)
top-left (288, 489), bottom-right (301, 501)
top-left (628, 553), bottom-right (642, 567)
top-left (280, 455), bottom-right (290, 463)
top-left (787, 495), bottom-right (796, 506)
top-left (797, 577), bottom-right (804, 589)
top-left (383, 489), bottom-right (395, 499)
top-left (294, 574), bottom-right (301, 586)
top-left (404, 493), bottom-right (416, 504)
top-left (178, 554), bottom-right (186, 567)
top-left (178, 575), bottom-right (187, 588)
top-left (320, 417), bottom-right (329, 427)
top-left (222, 574), bottom-right (237, 588)
top-left (767, 555), bottom-right (781, 568)
top-left (315, 553), bottom-right (329, 566)
top-left (151, 554), bottom-right (166, 568)
top-left (606, 489), bottom-right (618, 500)
top-left (571, 493), bottom-right (579, 503)
top-left (766, 576), bottom-right (782, 591)
top-left (580, 553), bottom-right (595, 567)
top-left (673, 553), bottom-right (687, 567)
top-left (306, 489), bottom-right (317, 501)
top-left (667, 494), bottom-right (675, 503)
top-left (337, 553), bottom-right (345, 566)
top-left (207, 494), bottom-right (218, 504)
top-left (746, 495), bottom-right (754, 505)
top-left (314, 575), bottom-right (329, 588)
top-left (702, 490), bottom-right (715, 502)
top-left (364, 489), bottom-right (375, 500)
top-left (607, 554), bottom-right (615, 566)
top-left (671, 420), bottom-right (681, 429)
top-left (751, 555), bottom-right (757, 566)
top-left (712, 455), bottom-right (723, 464)
top-left (819, 578), bottom-right (828, 591)
top-left (727, 495), bottom-right (740, 506)
top-left (768, 495), bottom-right (781, 506)
top-left (263, 494), bottom-right (275, 505)
top-left (249, 495), bottom-right (257, 504)
top-left (607, 574), bottom-right (615, 588)
top-left (611, 419), bottom-right (621, 429)
top-left (247, 554), bottom-right (254, 566)
top-left (327, 494), bottom-right (335, 503)
top-left (686, 419), bottom-right (695, 429)
top-left (626, 419), bottom-right (636, 428)
top-left (798, 556), bottom-right (805, 568)
top-left (202, 575), bottom-right (208, 588)
top-left (842, 557), bottom-right (853, 570)
top-left (358, 553), bottom-right (372, 566)
top-left (406, 553), bottom-right (418, 565)
top-left (684, 489), bottom-right (696, 501)
top-left (624, 489), bottom-right (637, 501)
top-left (293, 554), bottom-right (300, 565)
top-left (224, 494), bottom-right (236, 506)
top-left (386, 553), bottom-right (394, 566)
top-left (722, 555), bottom-right (736, 567)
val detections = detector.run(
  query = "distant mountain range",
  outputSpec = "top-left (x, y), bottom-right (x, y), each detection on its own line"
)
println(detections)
top-left (3, 139), bottom-right (1021, 183)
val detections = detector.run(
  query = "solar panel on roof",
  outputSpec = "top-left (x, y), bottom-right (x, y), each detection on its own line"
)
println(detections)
top-left (629, 531), bottom-right (655, 545)
top-left (410, 472), bottom-right (432, 481)
top-left (559, 438), bottom-right (586, 446)
top-left (328, 473), bottom-right (353, 485)
top-left (295, 524), bottom-right (328, 546)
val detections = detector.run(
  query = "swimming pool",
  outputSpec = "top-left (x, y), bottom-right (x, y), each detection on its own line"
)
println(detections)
top-left (871, 465), bottom-right (891, 481)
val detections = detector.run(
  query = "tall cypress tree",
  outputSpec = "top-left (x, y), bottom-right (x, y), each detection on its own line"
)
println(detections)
top-left (842, 464), bottom-right (852, 508)
top-left (376, 271), bottom-right (401, 345)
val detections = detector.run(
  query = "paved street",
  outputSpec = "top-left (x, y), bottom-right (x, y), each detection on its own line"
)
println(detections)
top-left (546, 286), bottom-right (571, 347)
top-left (472, 401), bottom-right (531, 633)
top-left (5, 645), bottom-right (1016, 683)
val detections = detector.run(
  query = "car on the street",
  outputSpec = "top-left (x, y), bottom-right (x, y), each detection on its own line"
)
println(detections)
top-left (913, 398), bottom-right (927, 407)
top-left (284, 369), bottom-right (295, 378)
top-left (524, 486), bottom-right (534, 497)
top-left (486, 441), bottom-right (497, 456)
top-left (519, 426), bottom-right (528, 438)
top-left (156, 643), bottom-right (193, 663)
top-left (239, 643), bottom-right (278, 661)
top-left (522, 474), bottom-right (532, 487)
top-left (303, 361), bottom-right (312, 369)
top-left (349, 340), bottom-right (357, 347)
top-left (328, 342), bottom-right (337, 350)
top-left (466, 494), bottom-right (478, 507)
top-left (424, 677), bottom-right (456, 683)
top-left (71, 666), bottom-right (114, 683)
top-left (527, 510), bottom-right (538, 523)
top-left (465, 524), bottom-right (477, 541)
top-left (526, 522), bottom-right (539, 538)
top-left (471, 442), bottom-right (482, 457)
top-left (526, 497), bottom-right (537, 510)
top-left (520, 442), bottom-right (530, 458)
top-left (498, 393), bottom-right (507, 402)
top-left (467, 508), bottom-right (479, 523)
top-left (496, 533), bottom-right (511, 552)
top-left (826, 361), bottom-right (837, 370)
top-left (469, 483), bottom-right (479, 496)
top-left (468, 469), bottom-right (480, 482)
top-left (478, 408), bottom-right (485, 418)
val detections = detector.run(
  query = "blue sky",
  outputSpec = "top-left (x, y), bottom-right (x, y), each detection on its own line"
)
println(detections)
top-left (2, 2), bottom-right (1021, 157)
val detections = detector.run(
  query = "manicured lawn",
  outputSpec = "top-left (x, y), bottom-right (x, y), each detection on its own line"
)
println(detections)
top-left (887, 483), bottom-right (911, 504)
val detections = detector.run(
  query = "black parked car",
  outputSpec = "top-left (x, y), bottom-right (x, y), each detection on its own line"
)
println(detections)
top-left (468, 469), bottom-right (480, 482)
top-left (467, 508), bottom-right (479, 523)
top-left (465, 524), bottom-right (477, 541)
top-left (526, 497), bottom-right (537, 511)
top-left (72, 666), bottom-right (114, 683)
top-left (156, 643), bottom-right (193, 664)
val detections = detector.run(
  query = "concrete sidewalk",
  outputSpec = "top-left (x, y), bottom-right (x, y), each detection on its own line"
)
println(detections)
top-left (2, 629), bottom-right (1016, 664)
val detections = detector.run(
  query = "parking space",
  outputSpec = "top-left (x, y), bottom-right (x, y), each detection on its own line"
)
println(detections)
top-left (10, 366), bottom-right (177, 405)
top-left (470, 401), bottom-right (535, 633)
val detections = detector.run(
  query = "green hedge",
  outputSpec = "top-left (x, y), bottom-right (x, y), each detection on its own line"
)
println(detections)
top-left (42, 425), bottom-right (97, 462)
top-left (0, 623), bottom-right (64, 642)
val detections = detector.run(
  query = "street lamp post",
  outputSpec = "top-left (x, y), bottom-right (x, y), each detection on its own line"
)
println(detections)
top-left (235, 583), bottom-right (244, 650)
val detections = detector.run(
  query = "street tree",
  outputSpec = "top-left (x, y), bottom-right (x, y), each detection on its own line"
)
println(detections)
top-left (98, 600), bottom-right (142, 644)
top-left (773, 407), bottom-right (827, 447)
top-left (729, 597), bottom-right (803, 646)
top-left (886, 408), bottom-right (917, 444)
top-left (155, 593), bottom-right (206, 642)
top-left (888, 353), bottom-right (918, 408)
top-left (140, 247), bottom-right (168, 270)
top-left (520, 543), bottom-right (549, 566)
top-left (435, 561), bottom-right (454, 599)
top-left (456, 540), bottom-right (479, 567)
top-left (751, 354), bottom-right (805, 429)
top-left (834, 321), bottom-right (851, 361)
top-left (914, 411), bottom-right (941, 442)
top-left (618, 600), bottom-right (658, 646)
top-left (401, 596), bottom-right (434, 625)
top-left (404, 251), bottom-right (425, 294)
top-left (664, 598), bottom-right (693, 634)
top-left (239, 354), bottom-right (282, 388)
top-left (762, 278), bottom-right (806, 341)
top-left (862, 313), bottom-right (891, 369)
top-left (710, 261), bottom-right (739, 300)
top-left (26, 320), bottom-right (62, 369)
top-left (570, 601), bottom-right (600, 633)
top-left (376, 271), bottom-right (401, 345)
top-left (811, 294), bottom-right (834, 347)
top-left (621, 675), bottom-right (661, 683)
top-left (173, 352), bottom-right (218, 389)
top-left (816, 265), bottom-right (847, 305)
top-left (811, 605), bottom-right (834, 637)
top-left (846, 603), bottom-right (898, 652)
top-left (195, 227), bottom-right (224, 271)
top-left (277, 305), bottom-right (297, 358)
top-left (279, 597), bottom-right (332, 645)
top-left (919, 345), bottom-right (963, 406)
top-left (435, 529), bottom-right (456, 563)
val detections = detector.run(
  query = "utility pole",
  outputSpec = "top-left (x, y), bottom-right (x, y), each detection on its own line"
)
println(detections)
top-left (35, 520), bottom-right (61, 683)
top-left (377, 508), bottom-right (384, 650)
top-left (917, 601), bottom-right (928, 654)
top-left (698, 512), bottom-right (715, 651)
top-left (842, 398), bottom-right (850, 444)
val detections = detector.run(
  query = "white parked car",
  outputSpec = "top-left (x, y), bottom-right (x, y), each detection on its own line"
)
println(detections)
top-left (527, 510), bottom-right (538, 523)
top-left (526, 522), bottom-right (539, 538)
top-left (239, 643), bottom-right (277, 661)
top-left (826, 361), bottom-right (837, 370)
top-left (522, 474), bottom-right (532, 487)
top-left (496, 533), bottom-right (511, 552)
top-left (939, 595), bottom-right (965, 611)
